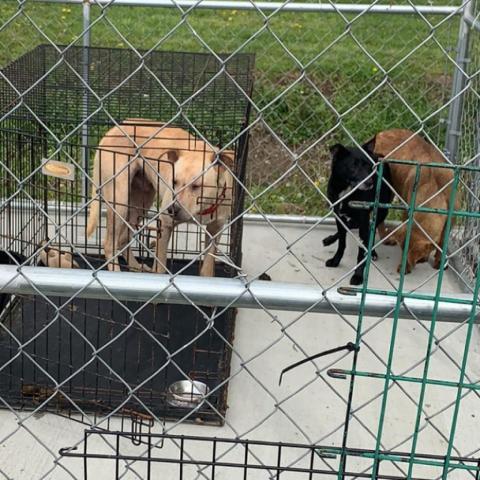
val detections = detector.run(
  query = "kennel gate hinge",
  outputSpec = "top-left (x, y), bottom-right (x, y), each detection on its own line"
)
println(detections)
top-left (120, 408), bottom-right (155, 446)
top-left (279, 342), bottom-right (359, 385)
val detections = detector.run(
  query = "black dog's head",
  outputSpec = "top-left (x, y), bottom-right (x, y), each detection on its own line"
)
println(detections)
top-left (329, 139), bottom-right (377, 191)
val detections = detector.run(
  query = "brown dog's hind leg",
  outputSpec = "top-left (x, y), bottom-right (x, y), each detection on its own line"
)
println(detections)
top-left (433, 228), bottom-right (447, 270)
top-left (397, 260), bottom-right (413, 275)
top-left (433, 248), bottom-right (447, 270)
top-left (430, 212), bottom-right (449, 270)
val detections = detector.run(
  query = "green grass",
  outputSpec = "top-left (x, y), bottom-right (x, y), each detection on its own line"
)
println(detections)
top-left (0, 1), bottom-right (463, 215)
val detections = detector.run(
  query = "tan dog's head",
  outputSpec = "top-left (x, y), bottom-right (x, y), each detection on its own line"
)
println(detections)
top-left (162, 148), bottom-right (234, 223)
top-left (396, 228), bottom-right (435, 274)
top-left (406, 240), bottom-right (433, 273)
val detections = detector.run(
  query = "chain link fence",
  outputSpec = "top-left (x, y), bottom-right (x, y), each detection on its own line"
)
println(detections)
top-left (0, 0), bottom-right (480, 479)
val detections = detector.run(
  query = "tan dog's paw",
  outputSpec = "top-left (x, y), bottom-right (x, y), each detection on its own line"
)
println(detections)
top-left (107, 261), bottom-right (122, 272)
top-left (127, 263), bottom-right (152, 273)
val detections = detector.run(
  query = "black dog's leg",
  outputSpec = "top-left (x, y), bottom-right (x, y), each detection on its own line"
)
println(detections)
top-left (326, 219), bottom-right (346, 267)
top-left (323, 232), bottom-right (338, 246)
top-left (368, 205), bottom-right (389, 261)
top-left (350, 213), bottom-right (372, 285)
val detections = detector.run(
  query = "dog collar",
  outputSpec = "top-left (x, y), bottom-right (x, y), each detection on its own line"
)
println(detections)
top-left (199, 183), bottom-right (227, 218)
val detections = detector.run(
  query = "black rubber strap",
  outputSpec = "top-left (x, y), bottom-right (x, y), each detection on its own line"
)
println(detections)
top-left (279, 342), bottom-right (359, 385)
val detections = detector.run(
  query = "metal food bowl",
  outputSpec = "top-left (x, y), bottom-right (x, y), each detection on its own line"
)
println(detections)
top-left (167, 380), bottom-right (209, 408)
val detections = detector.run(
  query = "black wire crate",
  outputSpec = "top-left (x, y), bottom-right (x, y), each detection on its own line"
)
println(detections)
top-left (59, 431), bottom-right (480, 480)
top-left (0, 45), bottom-right (255, 424)
top-left (0, 260), bottom-right (235, 425)
top-left (0, 44), bottom-right (255, 264)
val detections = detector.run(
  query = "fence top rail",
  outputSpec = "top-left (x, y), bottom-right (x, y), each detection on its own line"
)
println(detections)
top-left (0, 265), bottom-right (477, 322)
top-left (32, 0), bottom-right (463, 15)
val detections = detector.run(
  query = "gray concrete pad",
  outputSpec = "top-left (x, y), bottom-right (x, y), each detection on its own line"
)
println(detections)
top-left (1, 221), bottom-right (478, 480)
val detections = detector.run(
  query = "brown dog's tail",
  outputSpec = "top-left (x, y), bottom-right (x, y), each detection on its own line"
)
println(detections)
top-left (86, 150), bottom-right (100, 238)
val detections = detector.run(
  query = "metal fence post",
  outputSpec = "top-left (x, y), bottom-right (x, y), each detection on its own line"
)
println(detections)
top-left (445, 0), bottom-right (474, 163)
top-left (82, 0), bottom-right (91, 197)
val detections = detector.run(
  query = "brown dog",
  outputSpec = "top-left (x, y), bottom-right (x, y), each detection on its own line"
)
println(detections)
top-left (86, 119), bottom-right (234, 275)
top-left (370, 129), bottom-right (457, 273)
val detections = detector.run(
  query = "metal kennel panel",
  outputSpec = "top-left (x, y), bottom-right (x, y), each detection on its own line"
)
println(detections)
top-left (0, 1), bottom-right (480, 480)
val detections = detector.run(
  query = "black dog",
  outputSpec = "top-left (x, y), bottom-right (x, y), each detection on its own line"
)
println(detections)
top-left (323, 141), bottom-right (392, 285)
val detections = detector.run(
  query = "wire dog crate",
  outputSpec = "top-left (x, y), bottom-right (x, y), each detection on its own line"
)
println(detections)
top-left (59, 430), bottom-right (480, 480)
top-left (0, 45), bottom-right (255, 424)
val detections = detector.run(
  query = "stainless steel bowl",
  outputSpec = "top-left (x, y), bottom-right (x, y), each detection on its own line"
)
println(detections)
top-left (166, 380), bottom-right (209, 408)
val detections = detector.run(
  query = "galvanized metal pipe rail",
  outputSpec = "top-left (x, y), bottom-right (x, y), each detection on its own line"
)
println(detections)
top-left (34, 0), bottom-right (462, 15)
top-left (0, 265), bottom-right (477, 322)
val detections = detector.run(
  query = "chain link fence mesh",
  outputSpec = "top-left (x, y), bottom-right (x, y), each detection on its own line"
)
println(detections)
top-left (0, 0), bottom-right (480, 479)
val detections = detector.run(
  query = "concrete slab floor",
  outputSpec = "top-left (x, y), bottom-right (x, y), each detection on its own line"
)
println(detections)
top-left (1, 221), bottom-right (478, 480)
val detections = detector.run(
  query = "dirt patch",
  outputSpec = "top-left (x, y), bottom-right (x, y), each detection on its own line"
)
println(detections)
top-left (246, 122), bottom-right (332, 187)
top-left (425, 72), bottom-right (453, 103)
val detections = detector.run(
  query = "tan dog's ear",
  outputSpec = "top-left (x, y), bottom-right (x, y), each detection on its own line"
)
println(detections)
top-left (218, 150), bottom-right (235, 170)
top-left (160, 150), bottom-right (179, 163)
top-left (214, 150), bottom-right (234, 187)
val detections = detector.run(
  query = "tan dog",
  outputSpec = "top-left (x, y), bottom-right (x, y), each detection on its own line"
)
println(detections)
top-left (39, 241), bottom-right (79, 269)
top-left (371, 129), bottom-right (457, 273)
top-left (86, 119), bottom-right (234, 276)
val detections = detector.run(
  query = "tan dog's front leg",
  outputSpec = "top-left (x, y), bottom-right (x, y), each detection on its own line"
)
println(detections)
top-left (199, 220), bottom-right (222, 277)
top-left (154, 213), bottom-right (173, 273)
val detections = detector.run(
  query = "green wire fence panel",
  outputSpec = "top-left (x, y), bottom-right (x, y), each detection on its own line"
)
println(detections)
top-left (0, 1), bottom-right (479, 480)
top-left (348, 159), bottom-right (480, 480)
